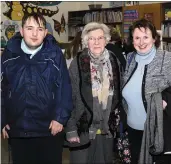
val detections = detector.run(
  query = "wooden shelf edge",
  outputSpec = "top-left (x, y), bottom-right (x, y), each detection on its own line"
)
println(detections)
top-left (68, 7), bottom-right (122, 13)
top-left (68, 22), bottom-right (123, 27)
top-left (163, 37), bottom-right (171, 39)
top-left (162, 20), bottom-right (171, 24)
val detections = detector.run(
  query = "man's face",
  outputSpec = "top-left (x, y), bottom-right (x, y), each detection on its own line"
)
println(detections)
top-left (20, 17), bottom-right (48, 50)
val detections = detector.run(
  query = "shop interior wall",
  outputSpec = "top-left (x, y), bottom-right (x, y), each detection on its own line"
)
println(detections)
top-left (0, 1), bottom-right (162, 44)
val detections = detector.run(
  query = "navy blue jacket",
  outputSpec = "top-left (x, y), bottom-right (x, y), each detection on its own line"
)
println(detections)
top-left (1, 33), bottom-right (73, 137)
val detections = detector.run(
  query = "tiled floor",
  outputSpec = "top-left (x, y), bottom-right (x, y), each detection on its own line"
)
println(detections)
top-left (62, 148), bottom-right (70, 164)
top-left (1, 138), bottom-right (12, 164)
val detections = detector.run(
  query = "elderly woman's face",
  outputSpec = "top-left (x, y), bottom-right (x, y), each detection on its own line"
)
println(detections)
top-left (133, 27), bottom-right (155, 54)
top-left (87, 29), bottom-right (107, 56)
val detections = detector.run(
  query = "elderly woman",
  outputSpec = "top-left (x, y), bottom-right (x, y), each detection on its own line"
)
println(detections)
top-left (65, 22), bottom-right (121, 164)
top-left (122, 18), bottom-right (171, 164)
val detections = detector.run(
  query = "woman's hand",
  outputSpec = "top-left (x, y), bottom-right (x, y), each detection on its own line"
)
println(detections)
top-left (163, 100), bottom-right (167, 110)
top-left (68, 137), bottom-right (80, 143)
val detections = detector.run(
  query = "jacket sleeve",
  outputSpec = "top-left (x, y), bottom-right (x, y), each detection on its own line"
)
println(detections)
top-left (164, 51), bottom-right (171, 85)
top-left (65, 57), bottom-right (86, 139)
top-left (162, 87), bottom-right (171, 114)
top-left (1, 48), bottom-right (10, 130)
top-left (52, 47), bottom-right (73, 126)
top-left (65, 58), bottom-right (79, 134)
top-left (162, 51), bottom-right (171, 113)
top-left (162, 87), bottom-right (171, 102)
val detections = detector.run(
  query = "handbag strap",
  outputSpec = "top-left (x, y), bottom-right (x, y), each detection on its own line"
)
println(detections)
top-left (119, 122), bottom-right (124, 137)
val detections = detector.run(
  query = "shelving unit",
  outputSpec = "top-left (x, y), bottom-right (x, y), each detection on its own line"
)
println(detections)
top-left (161, 2), bottom-right (171, 51)
top-left (122, 3), bottom-right (162, 40)
top-left (68, 7), bottom-right (123, 41)
top-left (161, 20), bottom-right (171, 39)
top-left (67, 2), bottom-right (170, 47)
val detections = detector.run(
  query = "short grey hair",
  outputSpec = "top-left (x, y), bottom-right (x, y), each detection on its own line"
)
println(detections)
top-left (81, 22), bottom-right (111, 48)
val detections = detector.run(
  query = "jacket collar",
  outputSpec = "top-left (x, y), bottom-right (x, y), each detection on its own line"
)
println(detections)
top-left (123, 49), bottom-right (164, 87)
top-left (77, 49), bottom-right (93, 112)
top-left (6, 32), bottom-right (58, 57)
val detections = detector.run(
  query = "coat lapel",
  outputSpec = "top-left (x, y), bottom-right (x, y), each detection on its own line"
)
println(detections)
top-left (123, 52), bottom-right (137, 87)
top-left (109, 53), bottom-right (120, 109)
top-left (77, 49), bottom-right (93, 112)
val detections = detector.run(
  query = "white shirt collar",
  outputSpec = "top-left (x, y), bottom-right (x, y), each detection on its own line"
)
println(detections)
top-left (21, 39), bottom-right (43, 59)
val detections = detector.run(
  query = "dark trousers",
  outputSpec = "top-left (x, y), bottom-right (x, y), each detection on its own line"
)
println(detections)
top-left (127, 126), bottom-right (143, 164)
top-left (10, 132), bottom-right (64, 164)
top-left (154, 154), bottom-right (171, 164)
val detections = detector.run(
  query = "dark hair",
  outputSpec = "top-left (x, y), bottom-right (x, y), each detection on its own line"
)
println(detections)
top-left (65, 31), bottom-right (82, 59)
top-left (110, 30), bottom-right (122, 43)
top-left (22, 13), bottom-right (46, 28)
top-left (72, 31), bottom-right (82, 57)
top-left (128, 18), bottom-right (160, 48)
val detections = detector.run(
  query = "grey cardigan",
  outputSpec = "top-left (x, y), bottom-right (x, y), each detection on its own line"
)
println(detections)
top-left (139, 92), bottom-right (164, 164)
top-left (122, 50), bottom-right (171, 114)
top-left (122, 50), bottom-right (171, 163)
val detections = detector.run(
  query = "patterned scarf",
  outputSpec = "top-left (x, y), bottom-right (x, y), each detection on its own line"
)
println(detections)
top-left (89, 49), bottom-right (114, 139)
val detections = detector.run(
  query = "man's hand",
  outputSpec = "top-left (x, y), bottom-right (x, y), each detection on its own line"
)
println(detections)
top-left (49, 120), bottom-right (63, 136)
top-left (2, 124), bottom-right (10, 139)
top-left (163, 100), bottom-right (167, 110)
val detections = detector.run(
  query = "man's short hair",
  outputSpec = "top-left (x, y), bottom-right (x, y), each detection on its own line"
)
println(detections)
top-left (22, 13), bottom-right (47, 28)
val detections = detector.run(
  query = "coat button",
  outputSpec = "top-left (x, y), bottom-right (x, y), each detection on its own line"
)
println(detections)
top-left (24, 132), bottom-right (27, 135)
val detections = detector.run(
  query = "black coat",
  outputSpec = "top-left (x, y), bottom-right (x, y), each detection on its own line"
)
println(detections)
top-left (106, 42), bottom-right (134, 73)
top-left (162, 87), bottom-right (171, 152)
top-left (106, 43), bottom-right (126, 72)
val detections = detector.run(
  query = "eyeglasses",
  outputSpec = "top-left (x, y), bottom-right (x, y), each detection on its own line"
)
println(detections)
top-left (88, 36), bottom-right (106, 42)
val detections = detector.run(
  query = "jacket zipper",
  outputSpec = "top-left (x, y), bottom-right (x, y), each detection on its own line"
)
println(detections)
top-left (9, 91), bottom-right (11, 98)
top-left (52, 92), bottom-right (54, 99)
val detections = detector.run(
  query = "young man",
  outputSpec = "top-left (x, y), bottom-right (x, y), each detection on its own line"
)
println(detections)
top-left (1, 13), bottom-right (73, 164)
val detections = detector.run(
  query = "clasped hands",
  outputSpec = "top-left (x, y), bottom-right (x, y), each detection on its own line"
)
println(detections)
top-left (2, 101), bottom-right (167, 140)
